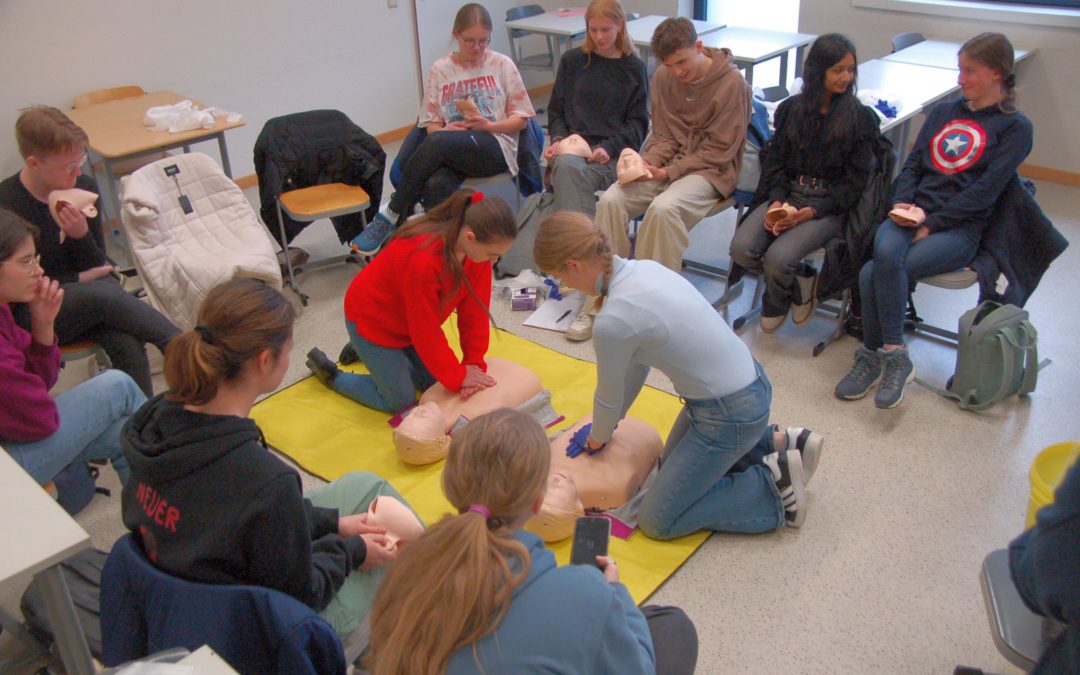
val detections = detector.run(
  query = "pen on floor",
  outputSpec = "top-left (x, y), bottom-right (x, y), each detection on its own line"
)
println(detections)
top-left (557, 309), bottom-right (573, 324)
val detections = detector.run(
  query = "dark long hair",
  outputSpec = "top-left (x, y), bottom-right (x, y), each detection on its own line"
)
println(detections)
top-left (390, 188), bottom-right (516, 318)
top-left (0, 208), bottom-right (38, 263)
top-left (783, 33), bottom-right (861, 156)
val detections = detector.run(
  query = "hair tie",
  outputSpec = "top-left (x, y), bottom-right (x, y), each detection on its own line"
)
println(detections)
top-left (470, 191), bottom-right (485, 204)
top-left (194, 325), bottom-right (216, 345)
top-left (1004, 72), bottom-right (1016, 88)
top-left (467, 504), bottom-right (491, 520)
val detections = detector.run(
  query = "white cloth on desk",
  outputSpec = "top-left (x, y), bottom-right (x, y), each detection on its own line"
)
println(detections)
top-left (144, 100), bottom-right (215, 133)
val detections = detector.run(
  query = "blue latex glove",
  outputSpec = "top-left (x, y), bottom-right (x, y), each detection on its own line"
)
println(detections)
top-left (566, 423), bottom-right (606, 458)
top-left (544, 277), bottom-right (563, 301)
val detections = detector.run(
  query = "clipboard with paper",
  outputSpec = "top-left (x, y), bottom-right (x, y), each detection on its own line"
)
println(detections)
top-left (523, 290), bottom-right (586, 332)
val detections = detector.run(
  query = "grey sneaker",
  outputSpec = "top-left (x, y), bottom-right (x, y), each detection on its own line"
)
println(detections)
top-left (350, 211), bottom-right (396, 255)
top-left (874, 347), bottom-right (915, 409)
top-left (565, 312), bottom-right (593, 341)
top-left (834, 346), bottom-right (883, 400)
top-left (305, 348), bottom-right (339, 388)
top-left (763, 449), bottom-right (807, 527)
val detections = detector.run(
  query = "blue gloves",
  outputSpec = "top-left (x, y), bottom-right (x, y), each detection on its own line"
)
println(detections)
top-left (544, 277), bottom-right (563, 301)
top-left (566, 423), bottom-right (606, 458)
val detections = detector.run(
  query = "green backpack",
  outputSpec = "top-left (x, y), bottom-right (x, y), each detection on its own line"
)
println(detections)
top-left (917, 301), bottom-right (1047, 411)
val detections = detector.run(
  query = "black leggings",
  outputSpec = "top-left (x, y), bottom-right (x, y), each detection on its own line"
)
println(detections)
top-left (390, 129), bottom-right (508, 216)
top-left (15, 278), bottom-right (180, 396)
top-left (642, 604), bottom-right (699, 675)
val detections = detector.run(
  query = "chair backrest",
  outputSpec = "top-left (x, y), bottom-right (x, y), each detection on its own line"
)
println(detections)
top-left (101, 534), bottom-right (346, 674)
top-left (506, 4), bottom-right (545, 38)
top-left (119, 152), bottom-right (282, 330)
top-left (891, 32), bottom-right (925, 53)
top-left (73, 86), bottom-right (147, 109)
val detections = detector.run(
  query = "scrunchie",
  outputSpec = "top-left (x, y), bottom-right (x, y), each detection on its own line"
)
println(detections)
top-left (467, 503), bottom-right (491, 519)
top-left (194, 325), bottom-right (216, 345)
top-left (470, 191), bottom-right (485, 204)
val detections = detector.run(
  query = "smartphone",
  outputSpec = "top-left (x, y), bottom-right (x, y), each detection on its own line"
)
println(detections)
top-left (570, 516), bottom-right (610, 569)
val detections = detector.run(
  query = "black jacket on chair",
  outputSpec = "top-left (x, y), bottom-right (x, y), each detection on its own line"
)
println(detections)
top-left (254, 110), bottom-right (385, 246)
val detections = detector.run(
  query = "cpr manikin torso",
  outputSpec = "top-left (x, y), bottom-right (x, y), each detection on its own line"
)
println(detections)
top-left (617, 148), bottom-right (652, 184)
top-left (394, 358), bottom-right (547, 465)
top-left (556, 134), bottom-right (592, 158)
top-left (525, 416), bottom-right (663, 542)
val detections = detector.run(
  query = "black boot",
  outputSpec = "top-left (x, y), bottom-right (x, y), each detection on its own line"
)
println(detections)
top-left (338, 342), bottom-right (360, 366)
top-left (305, 348), bottom-right (339, 387)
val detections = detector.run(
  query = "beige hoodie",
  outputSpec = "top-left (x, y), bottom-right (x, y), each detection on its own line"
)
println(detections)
top-left (643, 47), bottom-right (751, 196)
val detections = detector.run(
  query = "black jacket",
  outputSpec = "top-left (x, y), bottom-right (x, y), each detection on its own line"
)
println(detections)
top-left (969, 177), bottom-right (1068, 307)
top-left (121, 394), bottom-right (367, 612)
top-left (254, 110), bottom-right (385, 246)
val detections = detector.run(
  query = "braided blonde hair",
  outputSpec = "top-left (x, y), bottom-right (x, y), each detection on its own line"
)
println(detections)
top-left (533, 211), bottom-right (615, 309)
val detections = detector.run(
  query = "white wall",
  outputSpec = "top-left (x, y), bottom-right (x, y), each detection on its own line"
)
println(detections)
top-left (799, 1), bottom-right (1080, 174)
top-left (0, 0), bottom-right (421, 179)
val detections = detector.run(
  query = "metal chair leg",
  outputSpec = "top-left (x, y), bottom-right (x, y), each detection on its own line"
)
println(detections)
top-left (277, 200), bottom-right (308, 306)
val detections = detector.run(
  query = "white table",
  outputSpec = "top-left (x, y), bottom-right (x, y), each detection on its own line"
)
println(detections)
top-left (700, 27), bottom-right (817, 85)
top-left (0, 449), bottom-right (94, 675)
top-left (858, 58), bottom-right (963, 169)
top-left (504, 10), bottom-right (587, 58)
top-left (883, 39), bottom-right (1034, 70)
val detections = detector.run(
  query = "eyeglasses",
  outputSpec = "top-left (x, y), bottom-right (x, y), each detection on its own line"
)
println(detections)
top-left (461, 37), bottom-right (490, 47)
top-left (40, 153), bottom-right (88, 172)
top-left (0, 254), bottom-right (41, 269)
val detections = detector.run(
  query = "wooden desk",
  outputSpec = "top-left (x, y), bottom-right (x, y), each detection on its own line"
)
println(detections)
top-left (883, 39), bottom-right (1034, 70)
top-left (700, 27), bottom-right (817, 85)
top-left (627, 15), bottom-right (725, 70)
top-left (66, 90), bottom-right (246, 239)
top-left (0, 448), bottom-right (94, 675)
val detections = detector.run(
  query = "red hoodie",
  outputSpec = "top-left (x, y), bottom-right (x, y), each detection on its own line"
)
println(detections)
top-left (344, 234), bottom-right (491, 391)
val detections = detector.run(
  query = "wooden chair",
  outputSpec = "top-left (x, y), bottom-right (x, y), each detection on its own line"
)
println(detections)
top-left (277, 183), bottom-right (369, 306)
top-left (72, 85), bottom-right (147, 110)
top-left (60, 340), bottom-right (111, 379)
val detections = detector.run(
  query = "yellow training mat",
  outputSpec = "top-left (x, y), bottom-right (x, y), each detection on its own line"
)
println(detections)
top-left (252, 325), bottom-right (710, 602)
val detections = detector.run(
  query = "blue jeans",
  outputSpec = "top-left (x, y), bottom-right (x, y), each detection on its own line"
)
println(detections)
top-left (3, 369), bottom-right (146, 485)
top-left (638, 363), bottom-right (784, 539)
top-left (332, 319), bottom-right (437, 413)
top-left (859, 219), bottom-right (981, 349)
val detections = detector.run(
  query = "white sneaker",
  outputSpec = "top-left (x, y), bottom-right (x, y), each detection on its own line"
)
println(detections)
top-left (565, 312), bottom-right (594, 341)
top-left (763, 449), bottom-right (807, 527)
top-left (780, 426), bottom-right (824, 483)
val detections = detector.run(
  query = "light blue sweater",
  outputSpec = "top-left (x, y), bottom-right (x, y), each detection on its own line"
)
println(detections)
top-left (591, 257), bottom-right (758, 442)
top-left (447, 530), bottom-right (655, 674)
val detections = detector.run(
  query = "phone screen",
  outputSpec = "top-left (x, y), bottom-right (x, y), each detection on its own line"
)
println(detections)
top-left (570, 516), bottom-right (611, 569)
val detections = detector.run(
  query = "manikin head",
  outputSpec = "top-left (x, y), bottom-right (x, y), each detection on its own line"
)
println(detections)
top-left (556, 134), bottom-right (592, 158)
top-left (394, 401), bottom-right (452, 465)
top-left (616, 148), bottom-right (651, 184)
top-left (524, 471), bottom-right (584, 541)
top-left (48, 189), bottom-right (98, 241)
top-left (367, 496), bottom-right (424, 550)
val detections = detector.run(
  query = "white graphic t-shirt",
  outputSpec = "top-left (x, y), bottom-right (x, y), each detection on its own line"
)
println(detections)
top-left (420, 51), bottom-right (535, 175)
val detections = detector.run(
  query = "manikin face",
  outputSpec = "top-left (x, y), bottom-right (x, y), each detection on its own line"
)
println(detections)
top-left (524, 471), bottom-right (584, 542)
top-left (394, 401), bottom-right (452, 465)
top-left (556, 134), bottom-right (592, 158)
top-left (28, 144), bottom-right (86, 192)
top-left (0, 237), bottom-right (43, 304)
top-left (661, 42), bottom-right (706, 82)
top-left (588, 16), bottom-right (620, 56)
top-left (824, 52), bottom-right (856, 96)
top-left (616, 148), bottom-right (650, 184)
top-left (455, 24), bottom-right (491, 65)
top-left (367, 496), bottom-right (424, 550)
top-left (958, 52), bottom-right (1003, 108)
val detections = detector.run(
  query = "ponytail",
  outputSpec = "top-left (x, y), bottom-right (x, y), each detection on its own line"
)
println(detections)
top-left (164, 279), bottom-right (295, 405)
top-left (369, 409), bottom-right (550, 675)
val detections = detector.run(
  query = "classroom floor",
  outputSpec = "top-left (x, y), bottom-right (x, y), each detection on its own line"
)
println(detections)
top-left (3, 118), bottom-right (1078, 673)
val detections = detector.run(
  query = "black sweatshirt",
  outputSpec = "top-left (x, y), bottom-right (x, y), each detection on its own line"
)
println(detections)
top-left (0, 172), bottom-right (108, 284)
top-left (547, 47), bottom-right (650, 160)
top-left (121, 394), bottom-right (367, 612)
top-left (760, 95), bottom-right (880, 217)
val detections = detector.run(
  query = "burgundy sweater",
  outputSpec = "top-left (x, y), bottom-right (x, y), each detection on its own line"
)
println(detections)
top-left (0, 303), bottom-right (61, 442)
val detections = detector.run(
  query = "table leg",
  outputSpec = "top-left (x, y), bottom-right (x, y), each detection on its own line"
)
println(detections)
top-left (779, 51), bottom-right (789, 87)
top-left (35, 566), bottom-right (94, 675)
top-left (216, 133), bottom-right (233, 178)
top-left (794, 44), bottom-right (808, 79)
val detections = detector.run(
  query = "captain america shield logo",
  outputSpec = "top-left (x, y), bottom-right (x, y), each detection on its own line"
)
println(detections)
top-left (930, 119), bottom-right (986, 175)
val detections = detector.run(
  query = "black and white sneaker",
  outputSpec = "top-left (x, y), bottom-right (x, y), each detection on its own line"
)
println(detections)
top-left (764, 449), bottom-right (807, 527)
top-left (775, 425), bottom-right (824, 484)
